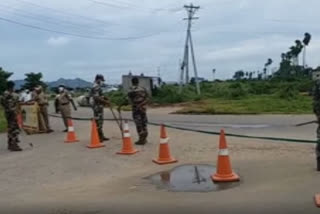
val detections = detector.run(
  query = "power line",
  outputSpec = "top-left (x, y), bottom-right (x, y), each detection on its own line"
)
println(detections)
top-left (0, 16), bottom-right (180, 41)
top-left (0, 15), bottom-right (179, 40)
top-left (0, 4), bottom-right (109, 35)
top-left (90, 0), bottom-right (183, 14)
top-left (14, 0), bottom-right (114, 26)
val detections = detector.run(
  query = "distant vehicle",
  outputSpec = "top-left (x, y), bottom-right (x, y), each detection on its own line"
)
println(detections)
top-left (76, 95), bottom-right (91, 107)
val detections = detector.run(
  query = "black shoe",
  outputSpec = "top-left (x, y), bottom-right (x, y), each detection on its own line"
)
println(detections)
top-left (135, 140), bottom-right (147, 145)
top-left (102, 137), bottom-right (110, 142)
top-left (63, 129), bottom-right (68, 132)
top-left (47, 129), bottom-right (54, 133)
top-left (8, 144), bottom-right (22, 152)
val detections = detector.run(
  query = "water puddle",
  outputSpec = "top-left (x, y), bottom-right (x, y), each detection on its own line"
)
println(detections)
top-left (146, 164), bottom-right (240, 192)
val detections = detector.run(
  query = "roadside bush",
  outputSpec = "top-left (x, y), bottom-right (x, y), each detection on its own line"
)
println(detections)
top-left (107, 90), bottom-right (127, 106)
top-left (227, 82), bottom-right (248, 99)
top-left (248, 81), bottom-right (273, 95)
top-left (277, 84), bottom-right (299, 100)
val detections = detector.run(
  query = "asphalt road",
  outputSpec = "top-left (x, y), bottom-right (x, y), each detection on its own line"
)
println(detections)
top-left (67, 105), bottom-right (317, 141)
top-left (0, 106), bottom-right (319, 214)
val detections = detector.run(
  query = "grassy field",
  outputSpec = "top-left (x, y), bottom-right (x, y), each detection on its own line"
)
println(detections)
top-left (175, 94), bottom-right (313, 115)
top-left (0, 107), bottom-right (6, 132)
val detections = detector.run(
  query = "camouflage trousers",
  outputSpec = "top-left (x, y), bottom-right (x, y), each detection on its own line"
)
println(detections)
top-left (93, 105), bottom-right (105, 141)
top-left (132, 108), bottom-right (148, 141)
top-left (5, 112), bottom-right (20, 146)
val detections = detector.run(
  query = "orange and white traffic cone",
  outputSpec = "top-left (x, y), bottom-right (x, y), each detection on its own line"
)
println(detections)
top-left (315, 194), bottom-right (320, 207)
top-left (64, 119), bottom-right (79, 143)
top-left (153, 124), bottom-right (177, 165)
top-left (87, 119), bottom-right (105, 149)
top-left (211, 129), bottom-right (240, 182)
top-left (117, 120), bottom-right (138, 155)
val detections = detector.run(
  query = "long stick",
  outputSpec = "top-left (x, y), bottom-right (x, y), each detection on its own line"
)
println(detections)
top-left (109, 106), bottom-right (123, 137)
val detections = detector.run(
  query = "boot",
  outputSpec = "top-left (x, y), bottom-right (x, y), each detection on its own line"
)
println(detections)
top-left (8, 144), bottom-right (22, 152)
top-left (135, 139), bottom-right (147, 145)
top-left (102, 137), bottom-right (110, 142)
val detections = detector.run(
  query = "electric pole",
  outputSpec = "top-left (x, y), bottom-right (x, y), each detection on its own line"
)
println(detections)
top-left (179, 3), bottom-right (201, 95)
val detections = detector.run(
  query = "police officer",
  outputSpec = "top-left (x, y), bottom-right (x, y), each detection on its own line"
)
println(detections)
top-left (313, 80), bottom-right (320, 171)
top-left (128, 77), bottom-right (149, 145)
top-left (55, 85), bottom-right (77, 132)
top-left (33, 85), bottom-right (53, 133)
top-left (0, 81), bottom-right (22, 151)
top-left (90, 74), bottom-right (110, 142)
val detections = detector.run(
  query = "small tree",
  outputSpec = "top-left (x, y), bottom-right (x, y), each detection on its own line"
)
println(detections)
top-left (23, 72), bottom-right (46, 90)
top-left (233, 70), bottom-right (245, 80)
top-left (0, 67), bottom-right (13, 94)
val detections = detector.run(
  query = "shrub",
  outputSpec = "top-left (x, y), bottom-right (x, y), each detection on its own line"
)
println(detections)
top-left (277, 84), bottom-right (299, 100)
top-left (227, 82), bottom-right (248, 99)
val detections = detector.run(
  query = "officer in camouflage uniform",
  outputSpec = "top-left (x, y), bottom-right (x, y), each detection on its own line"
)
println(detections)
top-left (313, 80), bottom-right (320, 171)
top-left (128, 77), bottom-right (149, 145)
top-left (0, 81), bottom-right (22, 151)
top-left (55, 85), bottom-right (77, 132)
top-left (33, 85), bottom-right (53, 133)
top-left (90, 74), bottom-right (110, 142)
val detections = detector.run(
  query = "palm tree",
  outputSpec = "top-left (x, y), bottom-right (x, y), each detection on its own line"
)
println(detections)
top-left (290, 40), bottom-right (303, 66)
top-left (302, 32), bottom-right (312, 68)
top-left (264, 58), bottom-right (273, 79)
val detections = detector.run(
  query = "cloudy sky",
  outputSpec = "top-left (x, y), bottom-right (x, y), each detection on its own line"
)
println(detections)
top-left (0, 0), bottom-right (319, 84)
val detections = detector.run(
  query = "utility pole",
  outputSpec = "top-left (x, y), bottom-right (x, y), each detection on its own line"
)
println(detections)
top-left (179, 3), bottom-right (201, 95)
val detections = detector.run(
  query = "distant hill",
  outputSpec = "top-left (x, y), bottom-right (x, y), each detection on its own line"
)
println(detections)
top-left (13, 80), bottom-right (26, 90)
top-left (48, 78), bottom-right (92, 89)
top-left (14, 78), bottom-right (93, 90)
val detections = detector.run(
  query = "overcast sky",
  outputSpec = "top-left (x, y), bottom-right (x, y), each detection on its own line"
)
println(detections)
top-left (0, 0), bottom-right (319, 84)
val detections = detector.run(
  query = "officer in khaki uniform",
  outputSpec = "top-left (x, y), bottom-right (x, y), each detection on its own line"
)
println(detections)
top-left (55, 85), bottom-right (77, 132)
top-left (33, 85), bottom-right (53, 133)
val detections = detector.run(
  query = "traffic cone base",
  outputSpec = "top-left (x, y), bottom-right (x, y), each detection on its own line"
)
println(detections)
top-left (87, 120), bottom-right (105, 149)
top-left (117, 149), bottom-right (138, 155)
top-left (87, 144), bottom-right (105, 149)
top-left (211, 172), bottom-right (240, 182)
top-left (116, 121), bottom-right (139, 155)
top-left (65, 120), bottom-right (79, 143)
top-left (315, 194), bottom-right (320, 207)
top-left (152, 158), bottom-right (177, 165)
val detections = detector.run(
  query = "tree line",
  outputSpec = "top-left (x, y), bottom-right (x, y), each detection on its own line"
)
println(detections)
top-left (0, 68), bottom-right (45, 94)
top-left (233, 32), bottom-right (313, 80)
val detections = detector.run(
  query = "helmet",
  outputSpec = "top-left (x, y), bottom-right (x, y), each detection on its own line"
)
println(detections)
top-left (95, 74), bottom-right (105, 82)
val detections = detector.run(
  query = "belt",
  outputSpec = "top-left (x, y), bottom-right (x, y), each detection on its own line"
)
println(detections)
top-left (61, 103), bottom-right (69, 106)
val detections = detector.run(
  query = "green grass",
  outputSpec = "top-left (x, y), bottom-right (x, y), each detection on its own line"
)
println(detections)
top-left (175, 94), bottom-right (313, 115)
top-left (0, 107), bottom-right (6, 132)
